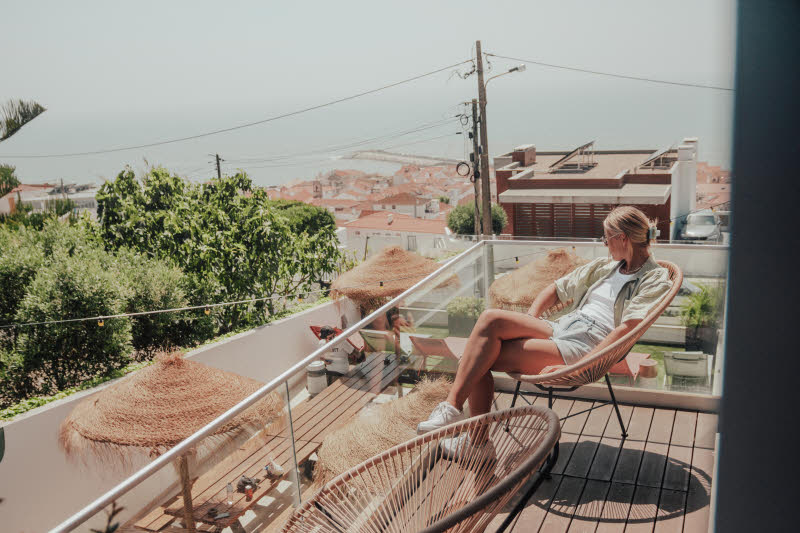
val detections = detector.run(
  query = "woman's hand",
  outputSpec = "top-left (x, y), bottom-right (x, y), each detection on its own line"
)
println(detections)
top-left (528, 283), bottom-right (559, 317)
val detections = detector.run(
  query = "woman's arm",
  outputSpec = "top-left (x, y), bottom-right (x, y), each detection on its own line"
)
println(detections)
top-left (585, 318), bottom-right (642, 358)
top-left (527, 283), bottom-right (559, 317)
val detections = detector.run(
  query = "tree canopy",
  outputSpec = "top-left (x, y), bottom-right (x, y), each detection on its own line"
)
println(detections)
top-left (96, 168), bottom-right (343, 326)
top-left (446, 203), bottom-right (508, 235)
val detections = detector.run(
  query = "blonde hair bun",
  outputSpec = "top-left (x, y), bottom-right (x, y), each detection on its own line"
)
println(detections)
top-left (604, 206), bottom-right (657, 246)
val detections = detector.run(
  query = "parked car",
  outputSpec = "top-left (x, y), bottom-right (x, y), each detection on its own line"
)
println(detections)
top-left (679, 210), bottom-right (722, 242)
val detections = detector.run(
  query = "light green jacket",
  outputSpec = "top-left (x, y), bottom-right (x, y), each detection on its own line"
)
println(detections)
top-left (551, 255), bottom-right (672, 327)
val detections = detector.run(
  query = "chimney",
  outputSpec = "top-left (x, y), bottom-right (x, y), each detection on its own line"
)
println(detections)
top-left (387, 213), bottom-right (393, 225)
top-left (512, 144), bottom-right (537, 166)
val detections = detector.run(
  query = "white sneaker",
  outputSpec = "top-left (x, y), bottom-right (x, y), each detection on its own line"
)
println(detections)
top-left (439, 433), bottom-right (497, 464)
top-left (416, 401), bottom-right (465, 435)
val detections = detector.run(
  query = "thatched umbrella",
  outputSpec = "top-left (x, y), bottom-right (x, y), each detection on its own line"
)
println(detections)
top-left (59, 352), bottom-right (284, 532)
top-left (331, 246), bottom-right (458, 311)
top-left (489, 248), bottom-right (588, 312)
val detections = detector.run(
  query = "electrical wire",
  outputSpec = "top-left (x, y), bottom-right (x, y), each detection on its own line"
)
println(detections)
top-left (0, 273), bottom-right (432, 330)
top-left (379, 132), bottom-right (462, 152)
top-left (485, 52), bottom-right (734, 92)
top-left (220, 117), bottom-right (460, 166)
top-left (0, 60), bottom-right (473, 159)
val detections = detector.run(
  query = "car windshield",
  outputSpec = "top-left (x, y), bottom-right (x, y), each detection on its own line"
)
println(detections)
top-left (687, 214), bottom-right (717, 225)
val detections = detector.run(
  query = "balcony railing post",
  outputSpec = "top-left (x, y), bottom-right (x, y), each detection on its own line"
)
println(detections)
top-left (284, 380), bottom-right (302, 507)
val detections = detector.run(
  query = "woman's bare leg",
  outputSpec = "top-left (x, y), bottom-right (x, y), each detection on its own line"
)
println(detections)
top-left (445, 309), bottom-right (560, 412)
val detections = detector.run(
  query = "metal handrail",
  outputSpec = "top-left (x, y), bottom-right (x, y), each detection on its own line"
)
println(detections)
top-left (51, 240), bottom-right (485, 532)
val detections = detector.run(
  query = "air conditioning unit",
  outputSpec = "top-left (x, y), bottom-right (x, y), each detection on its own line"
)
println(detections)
top-left (663, 351), bottom-right (710, 379)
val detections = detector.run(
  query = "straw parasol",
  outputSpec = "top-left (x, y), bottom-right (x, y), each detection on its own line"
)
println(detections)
top-left (331, 246), bottom-right (458, 310)
top-left (489, 248), bottom-right (588, 312)
top-left (313, 376), bottom-right (450, 486)
top-left (59, 351), bottom-right (284, 532)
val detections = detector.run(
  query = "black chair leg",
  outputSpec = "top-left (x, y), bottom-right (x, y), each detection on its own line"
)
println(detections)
top-left (509, 380), bottom-right (522, 409)
top-left (504, 381), bottom-right (523, 432)
top-left (604, 375), bottom-right (628, 439)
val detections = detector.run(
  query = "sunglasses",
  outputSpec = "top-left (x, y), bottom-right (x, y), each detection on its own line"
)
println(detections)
top-left (602, 233), bottom-right (623, 245)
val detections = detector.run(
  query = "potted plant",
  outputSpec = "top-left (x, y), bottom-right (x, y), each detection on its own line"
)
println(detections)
top-left (680, 285), bottom-right (723, 353)
top-left (446, 296), bottom-right (485, 337)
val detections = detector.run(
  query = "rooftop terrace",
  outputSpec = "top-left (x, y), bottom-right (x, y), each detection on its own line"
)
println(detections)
top-left (1, 238), bottom-right (726, 532)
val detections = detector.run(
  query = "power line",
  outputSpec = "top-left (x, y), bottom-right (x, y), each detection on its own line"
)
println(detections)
top-left (0, 60), bottom-right (473, 159)
top-left (0, 273), bottom-right (429, 330)
top-left (485, 52), bottom-right (734, 92)
top-left (221, 117), bottom-right (460, 166)
top-left (380, 132), bottom-right (462, 152)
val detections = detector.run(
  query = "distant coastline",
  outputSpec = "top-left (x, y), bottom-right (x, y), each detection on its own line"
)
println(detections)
top-left (348, 150), bottom-right (460, 167)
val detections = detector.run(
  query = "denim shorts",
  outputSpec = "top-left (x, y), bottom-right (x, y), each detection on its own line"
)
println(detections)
top-left (545, 312), bottom-right (613, 365)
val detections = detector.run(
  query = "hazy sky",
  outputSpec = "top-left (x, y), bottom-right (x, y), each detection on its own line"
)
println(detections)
top-left (0, 0), bottom-right (737, 186)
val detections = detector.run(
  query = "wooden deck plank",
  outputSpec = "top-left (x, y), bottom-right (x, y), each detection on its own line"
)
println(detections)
top-left (266, 354), bottom-right (388, 436)
top-left (623, 486), bottom-right (659, 532)
top-left (669, 411), bottom-right (697, 448)
top-left (611, 439), bottom-right (646, 485)
top-left (568, 479), bottom-right (611, 532)
top-left (594, 482), bottom-right (635, 533)
top-left (487, 474), bottom-right (564, 532)
top-left (561, 400), bottom-right (595, 435)
top-left (603, 403), bottom-right (633, 440)
top-left (588, 437), bottom-right (623, 482)
top-left (582, 402), bottom-right (613, 437)
top-left (636, 442), bottom-right (669, 488)
top-left (551, 397), bottom-right (576, 420)
top-left (683, 445), bottom-right (715, 532)
top-left (653, 489), bottom-right (686, 533)
top-left (539, 475), bottom-right (586, 532)
top-left (552, 432), bottom-right (581, 476)
top-left (647, 409), bottom-right (675, 445)
top-left (694, 412), bottom-right (718, 449)
top-left (625, 407), bottom-right (654, 441)
top-left (564, 434), bottom-right (601, 479)
top-left (662, 445), bottom-right (693, 491)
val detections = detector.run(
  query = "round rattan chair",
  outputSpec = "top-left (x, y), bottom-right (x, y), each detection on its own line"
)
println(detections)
top-left (507, 260), bottom-right (683, 437)
top-left (282, 405), bottom-right (560, 533)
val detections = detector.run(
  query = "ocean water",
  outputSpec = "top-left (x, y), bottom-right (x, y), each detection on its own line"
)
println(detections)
top-left (0, 77), bottom-right (734, 187)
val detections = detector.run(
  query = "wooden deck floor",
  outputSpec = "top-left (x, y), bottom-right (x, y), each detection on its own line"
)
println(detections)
top-left (488, 392), bottom-right (717, 533)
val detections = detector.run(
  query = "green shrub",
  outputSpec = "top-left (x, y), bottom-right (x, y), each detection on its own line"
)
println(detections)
top-left (446, 296), bottom-right (486, 319)
top-left (15, 247), bottom-right (133, 394)
top-left (680, 285), bottom-right (724, 330)
top-left (446, 204), bottom-right (508, 235)
top-left (0, 227), bottom-right (44, 329)
top-left (115, 249), bottom-right (189, 356)
top-left (268, 199), bottom-right (336, 235)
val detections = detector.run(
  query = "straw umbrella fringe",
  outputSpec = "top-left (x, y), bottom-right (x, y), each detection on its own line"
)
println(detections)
top-left (331, 246), bottom-right (459, 309)
top-left (489, 248), bottom-right (588, 312)
top-left (59, 352), bottom-right (285, 532)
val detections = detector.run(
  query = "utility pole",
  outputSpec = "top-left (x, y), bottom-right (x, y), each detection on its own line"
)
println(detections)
top-left (470, 99), bottom-right (482, 236)
top-left (215, 154), bottom-right (223, 180)
top-left (475, 40), bottom-right (492, 239)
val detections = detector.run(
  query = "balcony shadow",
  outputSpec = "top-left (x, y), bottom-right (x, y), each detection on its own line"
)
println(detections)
top-left (500, 439), bottom-right (712, 524)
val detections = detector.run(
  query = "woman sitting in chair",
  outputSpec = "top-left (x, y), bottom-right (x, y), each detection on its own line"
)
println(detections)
top-left (418, 206), bottom-right (673, 437)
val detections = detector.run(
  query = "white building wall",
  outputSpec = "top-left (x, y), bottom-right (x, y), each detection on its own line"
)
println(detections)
top-left (0, 300), bottom-right (360, 533)
top-left (669, 138), bottom-right (699, 239)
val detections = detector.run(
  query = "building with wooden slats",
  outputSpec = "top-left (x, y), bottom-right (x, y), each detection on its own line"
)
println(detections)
top-left (495, 139), bottom-right (698, 240)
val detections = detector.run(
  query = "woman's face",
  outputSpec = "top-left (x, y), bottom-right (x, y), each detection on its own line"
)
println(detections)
top-left (603, 224), bottom-right (628, 261)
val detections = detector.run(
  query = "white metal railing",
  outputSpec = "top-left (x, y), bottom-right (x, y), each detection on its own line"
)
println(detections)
top-left (51, 240), bottom-right (484, 533)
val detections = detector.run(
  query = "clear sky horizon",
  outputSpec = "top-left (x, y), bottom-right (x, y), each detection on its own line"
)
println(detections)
top-left (0, 0), bottom-right (737, 186)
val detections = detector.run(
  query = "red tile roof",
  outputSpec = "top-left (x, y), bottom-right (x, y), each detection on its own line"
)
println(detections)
top-left (375, 191), bottom-right (428, 206)
top-left (344, 212), bottom-right (447, 234)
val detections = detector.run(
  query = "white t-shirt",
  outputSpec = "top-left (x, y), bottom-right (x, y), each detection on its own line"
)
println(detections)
top-left (578, 267), bottom-right (636, 331)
